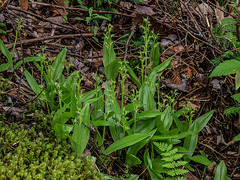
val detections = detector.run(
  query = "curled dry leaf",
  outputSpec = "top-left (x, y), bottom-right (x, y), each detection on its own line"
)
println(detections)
top-left (210, 79), bottom-right (221, 90)
top-left (215, 2), bottom-right (225, 24)
top-left (135, 5), bottom-right (156, 16)
top-left (120, 1), bottom-right (133, 9)
top-left (164, 78), bottom-right (189, 92)
top-left (195, 3), bottom-right (213, 16)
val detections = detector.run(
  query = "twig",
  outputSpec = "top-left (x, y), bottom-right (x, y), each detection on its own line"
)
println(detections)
top-left (180, 0), bottom-right (208, 41)
top-left (198, 141), bottom-right (227, 159)
top-left (123, 25), bottom-right (136, 61)
top-left (29, 1), bottom-right (135, 18)
top-left (5, 33), bottom-right (99, 49)
top-left (7, 5), bottom-right (74, 30)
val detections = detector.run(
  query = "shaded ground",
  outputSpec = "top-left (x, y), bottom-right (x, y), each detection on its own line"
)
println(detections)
top-left (0, 0), bottom-right (239, 179)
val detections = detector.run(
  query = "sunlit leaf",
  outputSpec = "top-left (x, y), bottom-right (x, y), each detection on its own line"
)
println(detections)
top-left (190, 110), bottom-right (214, 133)
top-left (214, 160), bottom-right (227, 180)
top-left (0, 39), bottom-right (12, 62)
top-left (104, 133), bottom-right (150, 155)
top-left (235, 71), bottom-right (240, 90)
top-left (233, 133), bottom-right (240, 141)
top-left (189, 155), bottom-right (213, 166)
top-left (52, 48), bottom-right (66, 82)
top-left (24, 70), bottom-right (41, 94)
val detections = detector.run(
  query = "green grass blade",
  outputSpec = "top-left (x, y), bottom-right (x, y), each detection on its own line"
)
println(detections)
top-left (189, 155), bottom-right (213, 166)
top-left (214, 161), bottom-right (227, 180)
top-left (24, 70), bottom-right (41, 94)
top-left (52, 48), bottom-right (66, 82)
top-left (190, 110), bottom-right (214, 133)
top-left (0, 39), bottom-right (12, 62)
top-left (0, 63), bottom-right (11, 72)
top-left (152, 55), bottom-right (172, 73)
top-left (104, 133), bottom-right (150, 155)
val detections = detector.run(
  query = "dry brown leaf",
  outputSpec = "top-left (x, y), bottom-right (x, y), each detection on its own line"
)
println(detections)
top-left (196, 3), bottom-right (213, 16)
top-left (51, 0), bottom-right (69, 16)
top-left (135, 5), bottom-right (156, 16)
top-left (169, 44), bottom-right (185, 53)
top-left (120, 1), bottom-right (133, 9)
top-left (19, 0), bottom-right (28, 10)
top-left (215, 2), bottom-right (225, 24)
top-left (164, 78), bottom-right (189, 92)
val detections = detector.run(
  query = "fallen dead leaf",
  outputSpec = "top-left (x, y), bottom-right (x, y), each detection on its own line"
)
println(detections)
top-left (120, 1), bottom-right (133, 9)
top-left (196, 2), bottom-right (213, 16)
top-left (164, 78), bottom-right (189, 92)
top-left (135, 5), bottom-right (156, 16)
top-left (215, 2), bottom-right (225, 24)
top-left (19, 0), bottom-right (28, 11)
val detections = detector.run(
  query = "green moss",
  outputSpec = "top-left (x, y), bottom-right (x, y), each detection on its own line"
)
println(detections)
top-left (0, 122), bottom-right (103, 180)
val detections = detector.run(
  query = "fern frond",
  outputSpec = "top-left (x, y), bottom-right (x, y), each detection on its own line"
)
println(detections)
top-left (162, 162), bottom-right (176, 169)
top-left (154, 142), bottom-right (172, 152)
top-left (176, 177), bottom-right (187, 180)
top-left (167, 169), bottom-right (189, 176)
top-left (166, 143), bottom-right (173, 152)
top-left (162, 160), bottom-right (187, 169)
top-left (162, 148), bottom-right (178, 157)
top-left (175, 161), bottom-right (188, 167)
top-left (162, 154), bottom-right (183, 162)
top-left (224, 106), bottom-right (240, 117)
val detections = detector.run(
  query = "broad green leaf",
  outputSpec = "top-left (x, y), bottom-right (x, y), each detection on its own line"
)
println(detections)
top-left (233, 133), bottom-right (240, 141)
top-left (139, 84), bottom-right (156, 111)
top-left (156, 106), bottom-right (173, 133)
top-left (235, 71), bottom-right (240, 90)
top-left (80, 89), bottom-right (97, 103)
top-left (209, 60), bottom-right (240, 77)
top-left (190, 110), bottom-right (214, 133)
top-left (232, 93), bottom-right (240, 103)
top-left (144, 150), bottom-right (163, 179)
top-left (173, 113), bottom-right (185, 133)
top-left (152, 55), bottom-right (172, 73)
top-left (52, 48), bottom-right (66, 82)
top-left (104, 59), bottom-right (120, 80)
top-left (24, 70), bottom-right (41, 94)
top-left (53, 123), bottom-right (73, 140)
top-left (126, 64), bottom-right (141, 88)
top-left (137, 111), bottom-right (161, 119)
top-left (53, 103), bottom-right (70, 124)
top-left (91, 90), bottom-right (104, 121)
top-left (63, 71), bottom-right (77, 88)
top-left (14, 56), bottom-right (41, 69)
top-left (214, 161), bottom-right (227, 180)
top-left (127, 129), bottom-right (156, 158)
top-left (183, 129), bottom-right (198, 157)
top-left (92, 120), bottom-right (118, 126)
top-left (70, 104), bottom-right (90, 155)
top-left (152, 131), bottom-right (193, 141)
top-left (151, 43), bottom-right (160, 69)
top-left (0, 39), bottom-right (12, 62)
top-left (103, 25), bottom-right (116, 67)
top-left (0, 63), bottom-right (11, 72)
top-left (126, 153), bottom-right (142, 167)
top-left (189, 155), bottom-right (213, 166)
top-left (133, 118), bottom-right (156, 133)
top-left (105, 82), bottom-right (122, 141)
top-left (104, 133), bottom-right (150, 155)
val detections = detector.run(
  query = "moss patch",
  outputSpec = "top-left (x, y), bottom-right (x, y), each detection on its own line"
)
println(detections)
top-left (0, 122), bottom-right (103, 180)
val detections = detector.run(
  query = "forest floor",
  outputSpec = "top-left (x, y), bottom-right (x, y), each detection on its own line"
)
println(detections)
top-left (0, 0), bottom-right (240, 179)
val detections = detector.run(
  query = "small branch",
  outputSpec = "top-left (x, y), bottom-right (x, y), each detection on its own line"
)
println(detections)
top-left (6, 33), bottom-right (100, 49)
